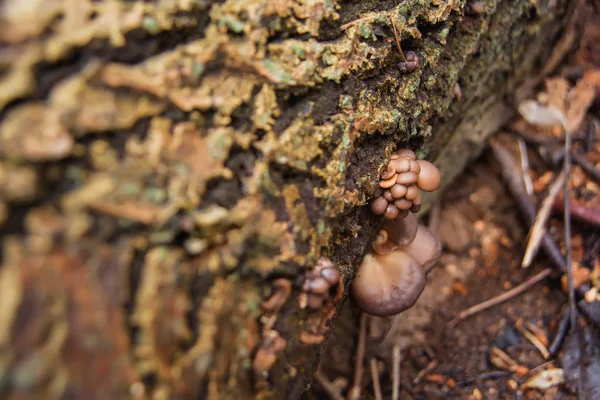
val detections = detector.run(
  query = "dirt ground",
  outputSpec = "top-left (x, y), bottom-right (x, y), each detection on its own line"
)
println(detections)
top-left (306, 2), bottom-right (600, 397)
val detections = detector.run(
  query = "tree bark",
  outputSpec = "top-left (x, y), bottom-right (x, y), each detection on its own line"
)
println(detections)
top-left (0, 0), bottom-right (576, 399)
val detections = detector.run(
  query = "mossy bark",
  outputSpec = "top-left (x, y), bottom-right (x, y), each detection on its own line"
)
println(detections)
top-left (0, 0), bottom-right (574, 399)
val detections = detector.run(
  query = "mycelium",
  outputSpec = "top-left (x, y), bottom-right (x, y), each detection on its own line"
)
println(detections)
top-left (353, 150), bottom-right (442, 316)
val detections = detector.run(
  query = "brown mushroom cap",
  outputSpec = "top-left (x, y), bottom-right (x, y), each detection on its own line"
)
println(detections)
top-left (350, 252), bottom-right (426, 316)
top-left (416, 160), bottom-right (441, 192)
top-left (396, 171), bottom-right (419, 185)
top-left (383, 204), bottom-right (400, 220)
top-left (370, 196), bottom-right (388, 215)
top-left (395, 149), bottom-right (416, 159)
top-left (390, 184), bottom-right (408, 199)
top-left (399, 224), bottom-right (441, 273)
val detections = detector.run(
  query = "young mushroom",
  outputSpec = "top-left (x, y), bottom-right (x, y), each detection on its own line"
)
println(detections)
top-left (351, 214), bottom-right (442, 316)
top-left (398, 51), bottom-right (420, 73)
top-left (370, 149), bottom-right (441, 220)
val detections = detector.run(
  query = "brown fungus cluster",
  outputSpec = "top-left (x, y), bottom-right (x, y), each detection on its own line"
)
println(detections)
top-left (370, 149), bottom-right (441, 220)
top-left (351, 214), bottom-right (441, 316)
top-left (398, 51), bottom-right (420, 73)
top-left (353, 151), bottom-right (443, 316)
top-left (299, 258), bottom-right (341, 310)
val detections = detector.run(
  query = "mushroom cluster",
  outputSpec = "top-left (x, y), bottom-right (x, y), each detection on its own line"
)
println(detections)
top-left (351, 214), bottom-right (441, 316)
top-left (398, 51), bottom-right (420, 73)
top-left (370, 149), bottom-right (441, 220)
top-left (352, 151), bottom-right (443, 316)
top-left (300, 258), bottom-right (341, 310)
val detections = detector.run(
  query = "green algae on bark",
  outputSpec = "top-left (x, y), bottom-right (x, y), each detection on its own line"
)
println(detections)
top-left (0, 0), bottom-right (574, 398)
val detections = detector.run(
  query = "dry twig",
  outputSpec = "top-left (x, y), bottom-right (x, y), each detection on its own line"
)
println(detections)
top-left (515, 318), bottom-right (550, 359)
top-left (518, 138), bottom-right (534, 196)
top-left (522, 171), bottom-right (565, 268)
top-left (572, 152), bottom-right (600, 183)
top-left (448, 268), bottom-right (553, 326)
top-left (389, 15), bottom-right (406, 61)
top-left (563, 128), bottom-right (577, 328)
top-left (549, 308), bottom-right (572, 356)
top-left (413, 360), bottom-right (438, 385)
top-left (552, 196), bottom-right (600, 228)
top-left (490, 138), bottom-right (567, 271)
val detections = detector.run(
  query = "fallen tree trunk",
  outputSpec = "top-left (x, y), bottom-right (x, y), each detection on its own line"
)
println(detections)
top-left (0, 0), bottom-right (578, 398)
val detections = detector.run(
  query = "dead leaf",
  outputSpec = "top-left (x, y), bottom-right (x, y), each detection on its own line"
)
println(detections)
top-left (517, 100), bottom-right (565, 128)
top-left (521, 368), bottom-right (564, 390)
top-left (565, 78), bottom-right (596, 134)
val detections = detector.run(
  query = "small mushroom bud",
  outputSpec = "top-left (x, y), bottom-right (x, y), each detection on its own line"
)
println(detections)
top-left (394, 149), bottom-right (416, 159)
top-left (307, 294), bottom-right (325, 309)
top-left (416, 160), bottom-right (441, 192)
top-left (390, 184), bottom-right (408, 199)
top-left (394, 198), bottom-right (412, 210)
top-left (404, 184), bottom-right (419, 201)
top-left (389, 157), bottom-right (411, 174)
top-left (306, 277), bottom-right (329, 294)
top-left (410, 200), bottom-right (422, 213)
top-left (384, 204), bottom-right (400, 220)
top-left (466, 1), bottom-right (484, 15)
top-left (396, 171), bottom-right (419, 185)
top-left (379, 174), bottom-right (397, 188)
top-left (409, 159), bottom-right (421, 174)
top-left (398, 51), bottom-right (420, 73)
top-left (350, 252), bottom-right (426, 316)
top-left (383, 190), bottom-right (394, 202)
top-left (320, 267), bottom-right (341, 286)
top-left (370, 196), bottom-right (388, 215)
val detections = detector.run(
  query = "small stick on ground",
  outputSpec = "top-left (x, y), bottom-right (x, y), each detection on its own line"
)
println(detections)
top-left (392, 345), bottom-right (401, 400)
top-left (552, 196), bottom-right (600, 228)
top-left (563, 130), bottom-right (577, 328)
top-left (522, 170), bottom-right (565, 268)
top-left (515, 318), bottom-right (550, 359)
top-left (572, 152), bottom-right (600, 183)
top-left (389, 15), bottom-right (406, 61)
top-left (490, 138), bottom-right (590, 296)
top-left (448, 268), bottom-right (552, 326)
top-left (549, 307), bottom-right (571, 356)
top-left (348, 313), bottom-right (368, 400)
top-left (413, 360), bottom-right (438, 385)
top-left (314, 371), bottom-right (345, 400)
top-left (490, 138), bottom-right (567, 272)
top-left (518, 138), bottom-right (534, 196)
top-left (456, 371), bottom-right (511, 387)
top-left (370, 358), bottom-right (383, 400)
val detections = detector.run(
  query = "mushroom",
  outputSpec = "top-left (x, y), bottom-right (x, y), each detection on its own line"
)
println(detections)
top-left (400, 224), bottom-right (441, 273)
top-left (398, 51), bottom-right (420, 73)
top-left (370, 150), bottom-right (441, 220)
top-left (350, 252), bottom-right (425, 316)
top-left (416, 160), bottom-right (441, 192)
top-left (350, 215), bottom-right (442, 316)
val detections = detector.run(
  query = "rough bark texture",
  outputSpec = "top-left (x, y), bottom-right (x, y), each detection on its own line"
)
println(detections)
top-left (0, 0), bottom-right (574, 399)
